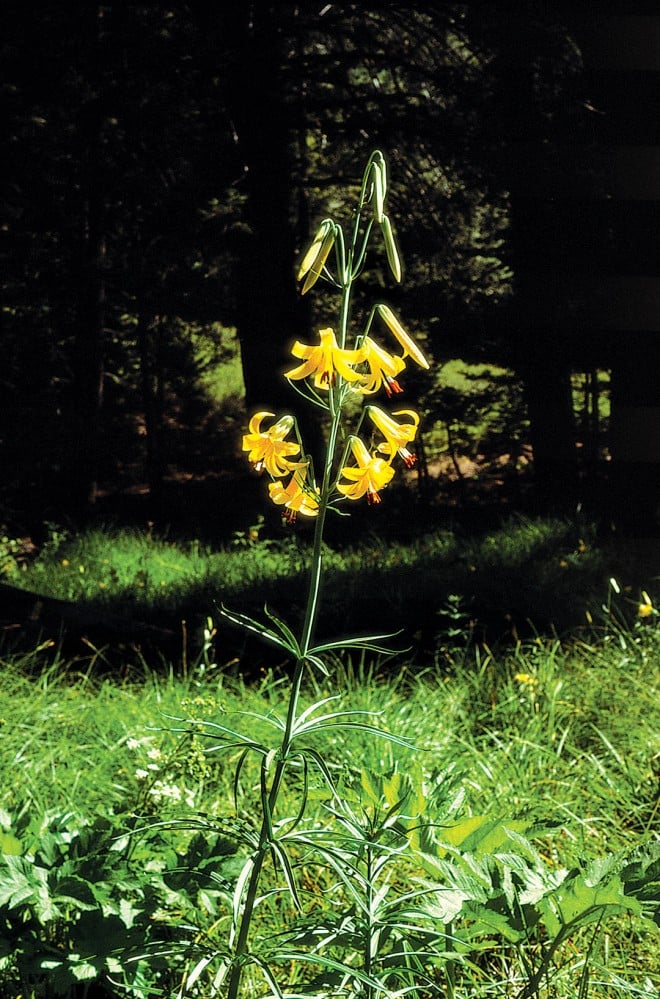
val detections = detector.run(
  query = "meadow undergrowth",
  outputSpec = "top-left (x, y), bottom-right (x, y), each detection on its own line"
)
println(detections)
top-left (0, 621), bottom-right (658, 996)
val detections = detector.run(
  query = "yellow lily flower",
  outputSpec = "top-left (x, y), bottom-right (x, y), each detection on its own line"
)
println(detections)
top-left (368, 406), bottom-right (420, 467)
top-left (285, 328), bottom-right (365, 389)
top-left (377, 304), bottom-right (429, 369)
top-left (337, 436), bottom-right (395, 505)
top-left (242, 412), bottom-right (301, 477)
top-left (356, 337), bottom-right (405, 397)
top-left (268, 462), bottom-right (320, 522)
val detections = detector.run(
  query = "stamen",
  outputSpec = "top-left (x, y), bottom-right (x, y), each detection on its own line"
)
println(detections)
top-left (384, 377), bottom-right (403, 397)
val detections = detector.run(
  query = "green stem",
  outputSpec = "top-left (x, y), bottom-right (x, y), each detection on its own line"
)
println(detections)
top-left (225, 467), bottom-right (336, 999)
top-left (364, 843), bottom-right (374, 999)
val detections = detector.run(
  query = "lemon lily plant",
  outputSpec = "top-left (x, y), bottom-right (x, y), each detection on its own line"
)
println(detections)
top-left (207, 152), bottom-right (430, 999)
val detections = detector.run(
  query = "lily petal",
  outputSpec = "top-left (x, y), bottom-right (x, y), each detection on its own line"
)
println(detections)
top-left (355, 337), bottom-right (405, 397)
top-left (269, 461), bottom-right (320, 520)
top-left (337, 436), bottom-right (395, 504)
top-left (368, 406), bottom-right (420, 466)
top-left (242, 412), bottom-right (300, 477)
top-left (285, 328), bottom-right (364, 389)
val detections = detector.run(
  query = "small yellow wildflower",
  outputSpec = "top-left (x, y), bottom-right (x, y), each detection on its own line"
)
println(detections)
top-left (242, 412), bottom-right (300, 477)
top-left (285, 328), bottom-right (365, 389)
top-left (337, 436), bottom-right (395, 505)
top-left (268, 462), bottom-right (320, 522)
top-left (356, 337), bottom-right (406, 397)
top-left (367, 406), bottom-right (420, 466)
top-left (514, 672), bottom-right (538, 686)
top-left (638, 591), bottom-right (654, 618)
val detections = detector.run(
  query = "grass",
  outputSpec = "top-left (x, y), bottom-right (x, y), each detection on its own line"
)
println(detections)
top-left (4, 514), bottom-right (653, 656)
top-left (2, 625), bottom-right (657, 853)
top-left (1, 615), bottom-right (658, 996)
top-left (0, 517), bottom-right (658, 997)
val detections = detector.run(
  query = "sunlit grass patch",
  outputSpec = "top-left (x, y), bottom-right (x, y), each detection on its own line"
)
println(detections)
top-left (10, 515), bottom-right (622, 642)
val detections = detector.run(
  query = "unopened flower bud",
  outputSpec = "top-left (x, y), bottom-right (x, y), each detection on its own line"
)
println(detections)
top-left (298, 222), bottom-right (336, 294)
top-left (380, 214), bottom-right (402, 283)
top-left (371, 159), bottom-right (386, 223)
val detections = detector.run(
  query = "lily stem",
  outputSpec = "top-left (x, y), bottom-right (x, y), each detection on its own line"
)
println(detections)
top-left (227, 207), bottom-right (360, 999)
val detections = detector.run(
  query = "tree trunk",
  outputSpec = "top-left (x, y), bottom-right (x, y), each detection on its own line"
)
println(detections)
top-left (73, 159), bottom-right (106, 509)
top-left (138, 311), bottom-right (166, 509)
top-left (520, 355), bottom-right (577, 508)
top-left (489, 10), bottom-right (580, 510)
top-left (503, 5), bottom-right (660, 528)
top-left (72, 3), bottom-right (107, 510)
top-left (222, 6), bottom-right (323, 462)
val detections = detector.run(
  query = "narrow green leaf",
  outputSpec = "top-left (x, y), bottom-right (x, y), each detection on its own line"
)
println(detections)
top-left (308, 629), bottom-right (405, 655)
top-left (264, 605), bottom-right (303, 657)
top-left (269, 840), bottom-right (302, 912)
top-left (218, 603), bottom-right (296, 655)
top-left (297, 747), bottom-right (341, 800)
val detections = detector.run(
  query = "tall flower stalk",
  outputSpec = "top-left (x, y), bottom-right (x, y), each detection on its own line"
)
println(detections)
top-left (215, 151), bottom-right (429, 999)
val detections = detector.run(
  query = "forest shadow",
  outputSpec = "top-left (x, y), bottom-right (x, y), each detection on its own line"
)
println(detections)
top-left (4, 473), bottom-right (655, 681)
top-left (3, 407), bottom-right (657, 679)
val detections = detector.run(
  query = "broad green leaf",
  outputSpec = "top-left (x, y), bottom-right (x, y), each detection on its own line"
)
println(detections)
top-left (71, 960), bottom-right (99, 982)
top-left (0, 833), bottom-right (21, 856)
top-left (539, 870), bottom-right (641, 938)
top-left (619, 839), bottom-right (660, 925)
top-left (0, 855), bottom-right (36, 909)
top-left (119, 896), bottom-right (142, 929)
top-left (435, 815), bottom-right (530, 858)
top-left (53, 875), bottom-right (97, 911)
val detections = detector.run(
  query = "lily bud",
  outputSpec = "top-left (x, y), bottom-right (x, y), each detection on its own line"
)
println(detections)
top-left (297, 219), bottom-right (332, 281)
top-left (377, 304), bottom-right (429, 369)
top-left (300, 225), bottom-right (336, 295)
top-left (380, 214), bottom-right (402, 283)
top-left (371, 160), bottom-right (385, 223)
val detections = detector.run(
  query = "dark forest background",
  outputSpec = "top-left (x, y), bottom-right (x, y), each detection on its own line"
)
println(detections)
top-left (3, 2), bottom-right (659, 543)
